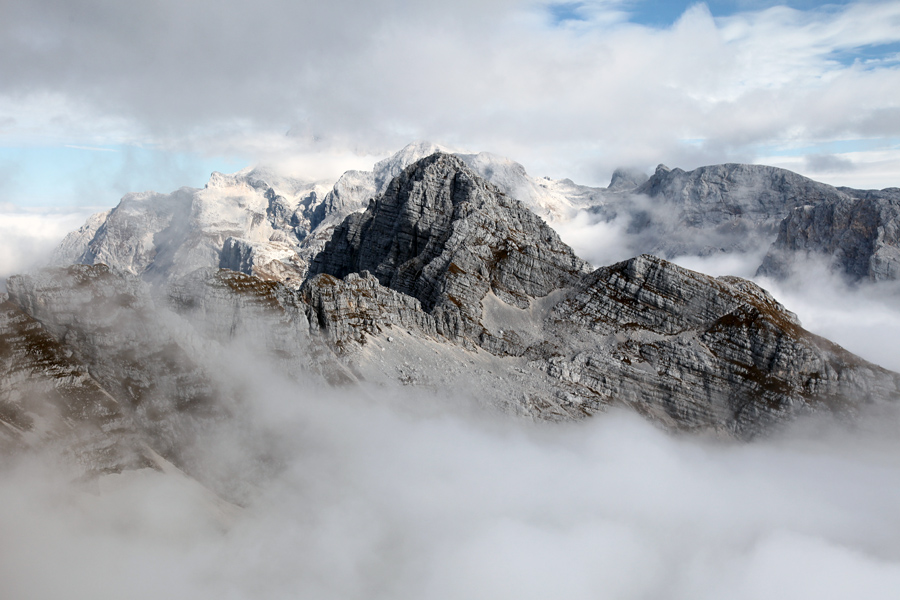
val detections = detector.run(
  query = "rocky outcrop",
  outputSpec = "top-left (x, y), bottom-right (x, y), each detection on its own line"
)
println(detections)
top-left (595, 163), bottom-right (851, 259)
top-left (0, 294), bottom-right (149, 472)
top-left (538, 255), bottom-right (899, 436)
top-left (758, 190), bottom-right (900, 282)
top-left (6, 265), bottom-right (219, 463)
top-left (3, 264), bottom-right (354, 502)
top-left (302, 271), bottom-right (438, 348)
top-left (303, 157), bottom-right (900, 438)
top-left (309, 153), bottom-right (591, 340)
top-left (50, 168), bottom-right (329, 286)
top-left (607, 167), bottom-right (649, 192)
top-left (166, 267), bottom-right (319, 379)
top-left (51, 209), bottom-right (112, 266)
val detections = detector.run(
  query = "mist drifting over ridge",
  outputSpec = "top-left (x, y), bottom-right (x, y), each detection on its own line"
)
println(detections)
top-left (2, 140), bottom-right (900, 599)
top-left (4, 354), bottom-right (900, 600)
top-left (5, 0), bottom-right (900, 584)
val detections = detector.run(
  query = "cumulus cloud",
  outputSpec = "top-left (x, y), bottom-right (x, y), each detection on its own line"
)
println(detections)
top-left (553, 209), bottom-right (636, 267)
top-left (1, 0), bottom-right (899, 186)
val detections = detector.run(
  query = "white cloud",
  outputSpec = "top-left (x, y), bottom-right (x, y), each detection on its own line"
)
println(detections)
top-left (4, 372), bottom-right (900, 599)
top-left (1, 1), bottom-right (899, 190)
top-left (0, 209), bottom-right (97, 287)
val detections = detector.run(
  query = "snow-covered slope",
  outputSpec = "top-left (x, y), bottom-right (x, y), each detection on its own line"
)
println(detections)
top-left (60, 141), bottom-right (900, 289)
top-left (52, 167), bottom-right (330, 285)
top-left (52, 141), bottom-right (611, 287)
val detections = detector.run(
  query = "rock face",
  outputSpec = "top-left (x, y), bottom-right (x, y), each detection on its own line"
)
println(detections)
top-left (2, 265), bottom-right (345, 499)
top-left (608, 163), bottom-right (850, 258)
top-left (309, 153), bottom-right (591, 340)
top-left (0, 293), bottom-right (148, 472)
top-left (758, 190), bottom-right (900, 282)
top-left (52, 170), bottom-right (328, 286)
top-left (302, 155), bottom-right (900, 438)
top-left (538, 255), bottom-right (898, 436)
top-left (9, 150), bottom-right (900, 457)
top-left (6, 265), bottom-right (219, 463)
top-left (607, 167), bottom-right (649, 192)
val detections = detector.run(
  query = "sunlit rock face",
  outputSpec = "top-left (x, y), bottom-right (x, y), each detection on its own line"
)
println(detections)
top-left (758, 189), bottom-right (900, 283)
top-left (309, 153), bottom-right (591, 340)
top-left (304, 155), bottom-right (900, 438)
top-left (538, 255), bottom-right (900, 437)
top-left (5, 150), bottom-right (900, 472)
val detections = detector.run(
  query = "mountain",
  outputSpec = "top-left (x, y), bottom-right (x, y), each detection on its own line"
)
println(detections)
top-left (51, 167), bottom-right (328, 286)
top-left (51, 145), bottom-right (900, 292)
top-left (51, 142), bottom-right (600, 289)
top-left (304, 155), bottom-right (900, 437)
top-left (596, 163), bottom-right (900, 280)
top-left (7, 149), bottom-right (900, 495)
top-left (596, 162), bottom-right (849, 259)
top-left (10, 153), bottom-right (896, 450)
top-left (308, 154), bottom-right (591, 340)
top-left (758, 188), bottom-right (900, 282)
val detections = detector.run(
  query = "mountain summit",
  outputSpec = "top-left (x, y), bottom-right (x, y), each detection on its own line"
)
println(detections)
top-left (3, 148), bottom-right (900, 489)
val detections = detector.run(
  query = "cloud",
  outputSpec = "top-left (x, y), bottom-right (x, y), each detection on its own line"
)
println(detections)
top-left (805, 153), bottom-right (856, 172)
top-left (1, 1), bottom-right (899, 187)
top-left (553, 209), bottom-right (636, 267)
top-left (4, 364), bottom-right (900, 600)
top-left (0, 208), bottom-right (98, 288)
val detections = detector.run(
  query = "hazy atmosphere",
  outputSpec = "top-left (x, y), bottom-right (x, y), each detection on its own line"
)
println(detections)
top-left (2, 1), bottom-right (900, 598)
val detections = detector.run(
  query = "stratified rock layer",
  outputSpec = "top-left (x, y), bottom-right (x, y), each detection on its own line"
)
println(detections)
top-left (309, 153), bottom-right (590, 340)
top-left (304, 156), bottom-right (900, 438)
top-left (540, 255), bottom-right (899, 436)
top-left (758, 190), bottom-right (900, 282)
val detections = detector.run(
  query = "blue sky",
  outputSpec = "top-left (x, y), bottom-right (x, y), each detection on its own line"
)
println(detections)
top-left (0, 145), bottom-right (248, 208)
top-left (2, 0), bottom-right (899, 209)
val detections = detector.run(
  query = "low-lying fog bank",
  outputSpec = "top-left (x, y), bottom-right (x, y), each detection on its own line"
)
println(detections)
top-left (3, 363), bottom-right (900, 599)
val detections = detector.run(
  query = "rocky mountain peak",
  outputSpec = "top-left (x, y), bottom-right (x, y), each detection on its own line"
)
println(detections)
top-left (607, 167), bottom-right (649, 192)
top-left (371, 140), bottom-right (451, 192)
top-left (308, 152), bottom-right (591, 339)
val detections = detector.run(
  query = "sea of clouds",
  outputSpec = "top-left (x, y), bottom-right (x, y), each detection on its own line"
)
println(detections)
top-left (2, 205), bottom-right (900, 599)
top-left (3, 359), bottom-right (900, 600)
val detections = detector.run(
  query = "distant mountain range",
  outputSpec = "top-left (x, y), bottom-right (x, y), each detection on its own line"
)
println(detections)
top-left (2, 144), bottom-right (899, 501)
top-left (51, 141), bottom-right (900, 285)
